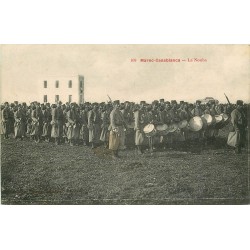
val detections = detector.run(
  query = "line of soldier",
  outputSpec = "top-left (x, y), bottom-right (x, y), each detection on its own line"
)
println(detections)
top-left (0, 99), bottom-right (248, 157)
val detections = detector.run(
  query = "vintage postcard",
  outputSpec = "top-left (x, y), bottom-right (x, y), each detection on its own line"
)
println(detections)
top-left (0, 44), bottom-right (249, 204)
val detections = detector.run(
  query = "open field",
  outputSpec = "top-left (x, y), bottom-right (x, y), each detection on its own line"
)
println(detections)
top-left (1, 125), bottom-right (249, 205)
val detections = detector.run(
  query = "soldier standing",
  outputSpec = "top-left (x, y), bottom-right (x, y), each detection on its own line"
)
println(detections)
top-left (109, 100), bottom-right (126, 159)
top-left (230, 100), bottom-right (247, 154)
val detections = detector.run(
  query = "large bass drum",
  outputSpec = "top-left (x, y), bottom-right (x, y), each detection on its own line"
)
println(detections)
top-left (188, 116), bottom-right (203, 132)
top-left (143, 124), bottom-right (157, 137)
top-left (214, 114), bottom-right (223, 129)
top-left (216, 113), bottom-right (230, 129)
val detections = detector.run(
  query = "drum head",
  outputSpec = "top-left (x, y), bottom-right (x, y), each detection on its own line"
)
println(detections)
top-left (143, 124), bottom-right (155, 133)
top-left (156, 124), bottom-right (168, 131)
top-left (156, 124), bottom-right (169, 135)
top-left (188, 116), bottom-right (203, 131)
top-left (215, 114), bottom-right (229, 129)
top-left (168, 123), bottom-right (178, 133)
top-left (202, 114), bottom-right (213, 125)
top-left (178, 120), bottom-right (188, 129)
top-left (143, 124), bottom-right (156, 137)
top-left (214, 115), bottom-right (223, 124)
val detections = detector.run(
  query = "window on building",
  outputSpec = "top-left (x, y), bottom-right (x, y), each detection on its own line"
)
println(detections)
top-left (55, 95), bottom-right (59, 103)
top-left (44, 81), bottom-right (47, 88)
top-left (55, 80), bottom-right (59, 88)
top-left (68, 80), bottom-right (72, 88)
top-left (69, 95), bottom-right (72, 103)
top-left (44, 95), bottom-right (47, 103)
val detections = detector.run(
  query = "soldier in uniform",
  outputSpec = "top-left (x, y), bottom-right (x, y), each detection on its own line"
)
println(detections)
top-left (30, 103), bottom-right (40, 142)
top-left (230, 100), bottom-right (247, 154)
top-left (100, 104), bottom-right (110, 148)
top-left (168, 100), bottom-right (181, 149)
top-left (34, 103), bottom-right (43, 141)
top-left (134, 101), bottom-right (147, 154)
top-left (41, 104), bottom-right (50, 142)
top-left (1, 102), bottom-right (10, 139)
top-left (9, 103), bottom-right (15, 136)
top-left (109, 100), bottom-right (126, 159)
top-left (121, 101), bottom-right (134, 149)
top-left (14, 104), bottom-right (25, 140)
top-left (190, 100), bottom-right (204, 152)
top-left (209, 100), bottom-right (219, 142)
top-left (66, 103), bottom-right (76, 146)
top-left (62, 104), bottom-right (68, 143)
top-left (88, 103), bottom-right (101, 149)
top-left (79, 104), bottom-right (89, 146)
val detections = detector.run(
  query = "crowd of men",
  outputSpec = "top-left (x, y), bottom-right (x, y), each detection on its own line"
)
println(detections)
top-left (0, 99), bottom-right (248, 158)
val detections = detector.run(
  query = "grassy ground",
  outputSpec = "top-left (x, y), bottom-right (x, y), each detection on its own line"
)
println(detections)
top-left (1, 125), bottom-right (249, 205)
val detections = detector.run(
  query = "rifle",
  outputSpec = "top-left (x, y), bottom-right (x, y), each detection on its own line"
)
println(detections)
top-left (107, 94), bottom-right (112, 103)
top-left (224, 93), bottom-right (231, 106)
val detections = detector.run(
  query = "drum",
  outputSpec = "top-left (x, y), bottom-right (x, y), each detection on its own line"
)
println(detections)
top-left (143, 124), bottom-right (157, 137)
top-left (216, 113), bottom-right (230, 129)
top-left (188, 116), bottom-right (203, 132)
top-left (214, 115), bottom-right (223, 124)
top-left (202, 114), bottom-right (214, 126)
top-left (156, 124), bottom-right (169, 135)
top-left (178, 120), bottom-right (188, 129)
top-left (167, 123), bottom-right (178, 133)
top-left (214, 115), bottom-right (223, 129)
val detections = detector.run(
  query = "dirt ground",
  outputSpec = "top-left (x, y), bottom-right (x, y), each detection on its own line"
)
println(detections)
top-left (1, 125), bottom-right (249, 205)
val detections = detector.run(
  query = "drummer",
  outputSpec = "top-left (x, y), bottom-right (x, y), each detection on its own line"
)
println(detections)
top-left (161, 101), bottom-right (174, 149)
top-left (134, 101), bottom-right (147, 154)
top-left (209, 100), bottom-right (219, 142)
top-left (169, 100), bottom-right (181, 149)
top-left (152, 101), bottom-right (161, 125)
top-left (191, 100), bottom-right (203, 117)
top-left (121, 101), bottom-right (134, 149)
top-left (190, 100), bottom-right (204, 151)
top-left (147, 102), bottom-right (161, 149)
top-left (178, 102), bottom-right (191, 148)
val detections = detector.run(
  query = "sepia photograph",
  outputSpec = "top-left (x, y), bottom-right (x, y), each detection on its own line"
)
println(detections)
top-left (0, 44), bottom-right (249, 205)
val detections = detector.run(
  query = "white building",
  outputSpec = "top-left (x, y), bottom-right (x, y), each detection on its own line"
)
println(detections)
top-left (40, 75), bottom-right (84, 104)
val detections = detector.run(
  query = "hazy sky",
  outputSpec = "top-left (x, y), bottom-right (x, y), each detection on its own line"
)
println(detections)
top-left (0, 44), bottom-right (249, 103)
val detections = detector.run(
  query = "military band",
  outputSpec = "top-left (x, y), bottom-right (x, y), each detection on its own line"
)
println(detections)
top-left (0, 99), bottom-right (248, 156)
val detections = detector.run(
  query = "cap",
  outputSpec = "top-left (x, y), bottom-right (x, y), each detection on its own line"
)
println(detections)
top-left (236, 100), bottom-right (243, 105)
top-left (113, 100), bottom-right (120, 105)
